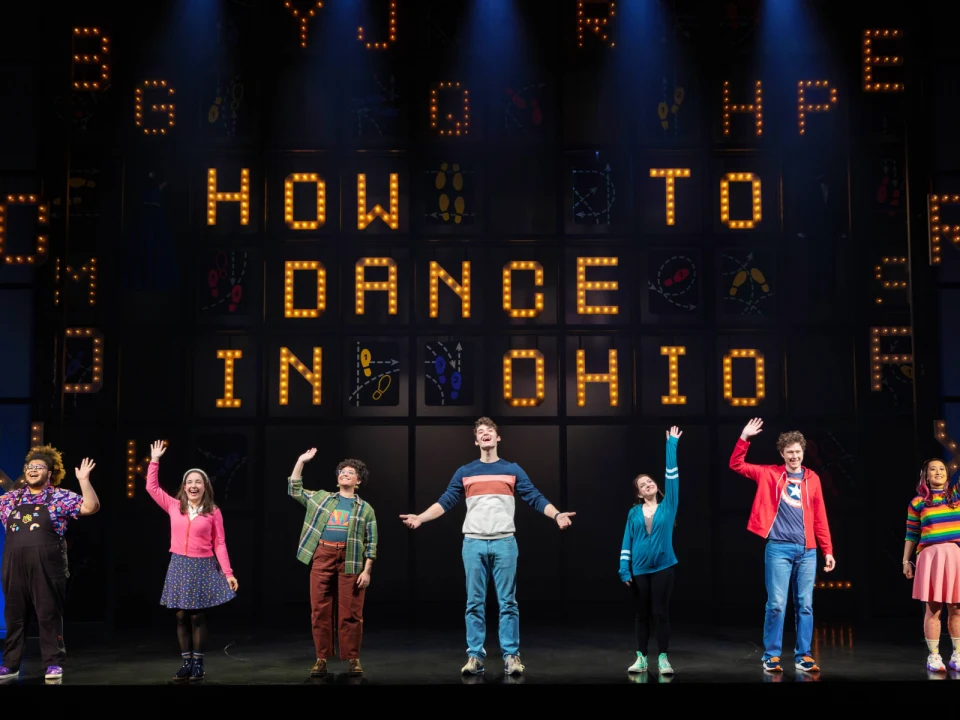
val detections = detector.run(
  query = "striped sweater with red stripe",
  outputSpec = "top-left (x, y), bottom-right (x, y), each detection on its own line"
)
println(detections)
top-left (436, 458), bottom-right (551, 539)
top-left (906, 490), bottom-right (960, 553)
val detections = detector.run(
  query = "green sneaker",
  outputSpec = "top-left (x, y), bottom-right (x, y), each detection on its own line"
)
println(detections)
top-left (658, 653), bottom-right (674, 675)
top-left (627, 652), bottom-right (648, 673)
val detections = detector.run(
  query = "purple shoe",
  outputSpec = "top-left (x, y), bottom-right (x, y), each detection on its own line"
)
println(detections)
top-left (44, 666), bottom-right (63, 680)
top-left (950, 652), bottom-right (960, 671)
top-left (0, 666), bottom-right (19, 681)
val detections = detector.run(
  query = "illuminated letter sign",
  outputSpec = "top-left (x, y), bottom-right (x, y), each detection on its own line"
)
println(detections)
top-left (577, 257), bottom-right (619, 315)
top-left (430, 82), bottom-right (470, 137)
top-left (720, 173), bottom-right (761, 229)
top-left (357, 174), bottom-right (400, 230)
top-left (64, 328), bottom-right (103, 394)
top-left (722, 80), bottom-right (763, 136)
top-left (502, 261), bottom-right (544, 318)
top-left (284, 173), bottom-right (326, 230)
top-left (797, 81), bottom-right (837, 135)
top-left (207, 169), bottom-right (250, 225)
top-left (429, 261), bottom-right (471, 318)
top-left (135, 80), bottom-right (176, 135)
top-left (650, 169), bottom-right (691, 226)
top-left (863, 29), bottom-right (904, 92)
top-left (72, 27), bottom-right (110, 91)
top-left (928, 194), bottom-right (960, 265)
top-left (284, 261), bottom-right (326, 318)
top-left (660, 346), bottom-right (687, 405)
top-left (874, 256), bottom-right (907, 305)
top-left (216, 349), bottom-right (242, 408)
top-left (285, 0), bottom-right (324, 48)
top-left (0, 194), bottom-right (49, 265)
top-left (355, 258), bottom-right (398, 315)
top-left (870, 327), bottom-right (912, 391)
top-left (279, 347), bottom-right (322, 405)
top-left (358, 0), bottom-right (397, 49)
top-left (577, 1), bottom-right (615, 48)
top-left (722, 349), bottom-right (765, 407)
top-left (576, 349), bottom-right (618, 407)
top-left (503, 349), bottom-right (545, 407)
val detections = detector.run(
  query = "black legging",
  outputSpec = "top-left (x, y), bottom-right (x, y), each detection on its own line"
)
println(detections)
top-left (631, 566), bottom-right (675, 656)
top-left (175, 610), bottom-right (208, 655)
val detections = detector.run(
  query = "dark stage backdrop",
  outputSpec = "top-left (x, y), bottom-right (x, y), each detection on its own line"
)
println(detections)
top-left (0, 1), bottom-right (943, 632)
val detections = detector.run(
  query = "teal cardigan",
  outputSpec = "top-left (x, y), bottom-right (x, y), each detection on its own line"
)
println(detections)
top-left (619, 435), bottom-right (679, 581)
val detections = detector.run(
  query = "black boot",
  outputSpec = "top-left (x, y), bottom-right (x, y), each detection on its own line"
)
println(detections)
top-left (173, 654), bottom-right (193, 681)
top-left (190, 654), bottom-right (205, 681)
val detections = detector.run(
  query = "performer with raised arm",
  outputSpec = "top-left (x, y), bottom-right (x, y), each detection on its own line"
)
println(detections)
top-left (903, 458), bottom-right (960, 672)
top-left (0, 445), bottom-right (100, 682)
top-left (400, 417), bottom-right (575, 677)
top-left (729, 418), bottom-right (835, 674)
top-left (288, 448), bottom-right (377, 677)
top-left (146, 441), bottom-right (238, 682)
top-left (620, 426), bottom-right (682, 676)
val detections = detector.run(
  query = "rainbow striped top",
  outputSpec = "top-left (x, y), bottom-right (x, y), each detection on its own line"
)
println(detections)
top-left (906, 491), bottom-right (960, 553)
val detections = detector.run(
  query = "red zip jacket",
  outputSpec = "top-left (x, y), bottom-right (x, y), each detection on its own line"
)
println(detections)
top-left (728, 438), bottom-right (833, 556)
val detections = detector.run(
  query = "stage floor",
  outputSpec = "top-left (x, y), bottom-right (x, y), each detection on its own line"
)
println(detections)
top-left (0, 621), bottom-right (950, 691)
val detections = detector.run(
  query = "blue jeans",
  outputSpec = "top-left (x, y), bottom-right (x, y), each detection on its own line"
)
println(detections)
top-left (462, 536), bottom-right (519, 660)
top-left (762, 541), bottom-right (816, 661)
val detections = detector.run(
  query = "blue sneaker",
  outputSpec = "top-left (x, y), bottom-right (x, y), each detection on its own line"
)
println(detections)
top-left (795, 655), bottom-right (820, 673)
top-left (0, 666), bottom-right (19, 681)
top-left (762, 656), bottom-right (783, 672)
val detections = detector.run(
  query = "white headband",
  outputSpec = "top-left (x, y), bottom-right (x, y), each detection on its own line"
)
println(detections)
top-left (182, 468), bottom-right (210, 485)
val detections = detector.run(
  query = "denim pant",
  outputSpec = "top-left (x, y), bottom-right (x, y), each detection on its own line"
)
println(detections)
top-left (762, 541), bottom-right (816, 661)
top-left (462, 536), bottom-right (519, 660)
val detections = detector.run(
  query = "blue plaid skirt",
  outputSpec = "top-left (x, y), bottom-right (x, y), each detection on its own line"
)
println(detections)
top-left (160, 553), bottom-right (236, 610)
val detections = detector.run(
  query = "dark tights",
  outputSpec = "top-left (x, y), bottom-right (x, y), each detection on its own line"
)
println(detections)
top-left (631, 566), bottom-right (675, 656)
top-left (175, 610), bottom-right (208, 655)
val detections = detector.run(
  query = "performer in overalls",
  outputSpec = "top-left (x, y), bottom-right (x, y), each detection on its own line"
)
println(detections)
top-left (0, 445), bottom-right (100, 681)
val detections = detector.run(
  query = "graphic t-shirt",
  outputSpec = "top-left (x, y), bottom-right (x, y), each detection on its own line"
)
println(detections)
top-left (319, 495), bottom-right (356, 542)
top-left (767, 471), bottom-right (805, 544)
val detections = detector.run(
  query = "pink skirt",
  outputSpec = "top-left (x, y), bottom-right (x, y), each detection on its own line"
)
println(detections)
top-left (913, 542), bottom-right (960, 603)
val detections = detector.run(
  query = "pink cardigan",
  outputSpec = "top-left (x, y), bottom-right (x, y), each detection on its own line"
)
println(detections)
top-left (146, 461), bottom-right (234, 577)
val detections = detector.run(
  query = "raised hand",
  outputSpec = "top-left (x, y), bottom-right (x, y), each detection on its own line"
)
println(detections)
top-left (298, 448), bottom-right (318, 464)
top-left (741, 418), bottom-right (764, 440)
top-left (75, 458), bottom-right (96, 482)
top-left (150, 440), bottom-right (167, 462)
top-left (667, 426), bottom-right (683, 440)
top-left (399, 514), bottom-right (422, 530)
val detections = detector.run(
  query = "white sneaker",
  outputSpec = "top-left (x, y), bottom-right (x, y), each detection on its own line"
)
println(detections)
top-left (950, 651), bottom-right (960, 671)
top-left (927, 652), bottom-right (946, 672)
top-left (627, 653), bottom-right (648, 673)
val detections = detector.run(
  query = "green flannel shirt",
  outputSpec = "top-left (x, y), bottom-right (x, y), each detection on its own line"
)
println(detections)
top-left (288, 477), bottom-right (378, 573)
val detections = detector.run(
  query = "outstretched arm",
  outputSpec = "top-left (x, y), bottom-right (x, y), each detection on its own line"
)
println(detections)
top-left (661, 427), bottom-right (681, 514)
top-left (515, 466), bottom-right (576, 530)
top-left (729, 418), bottom-right (767, 482)
top-left (401, 469), bottom-right (465, 529)
top-left (145, 441), bottom-right (178, 513)
top-left (288, 448), bottom-right (318, 507)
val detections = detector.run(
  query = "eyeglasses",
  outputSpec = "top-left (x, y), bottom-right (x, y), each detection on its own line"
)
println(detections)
top-left (24, 464), bottom-right (48, 472)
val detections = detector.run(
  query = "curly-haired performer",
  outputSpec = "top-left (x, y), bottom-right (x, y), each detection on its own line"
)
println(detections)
top-left (903, 458), bottom-right (960, 672)
top-left (146, 441), bottom-right (238, 682)
top-left (0, 445), bottom-right (100, 682)
top-left (288, 449), bottom-right (378, 677)
top-left (729, 419), bottom-right (835, 675)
